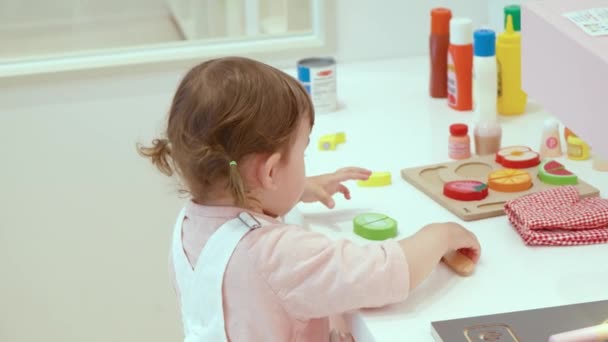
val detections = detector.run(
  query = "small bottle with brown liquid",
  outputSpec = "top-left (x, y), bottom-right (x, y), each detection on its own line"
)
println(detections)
top-left (474, 106), bottom-right (502, 156)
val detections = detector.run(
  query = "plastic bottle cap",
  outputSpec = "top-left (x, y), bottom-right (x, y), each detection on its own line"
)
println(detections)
top-left (431, 8), bottom-right (452, 35)
top-left (504, 5), bottom-right (521, 32)
top-left (544, 118), bottom-right (559, 131)
top-left (474, 29), bottom-right (496, 57)
top-left (450, 18), bottom-right (473, 45)
top-left (498, 15), bottom-right (521, 44)
top-left (450, 123), bottom-right (469, 136)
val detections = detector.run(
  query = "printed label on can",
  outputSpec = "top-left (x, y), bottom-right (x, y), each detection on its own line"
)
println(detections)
top-left (447, 52), bottom-right (457, 106)
top-left (297, 58), bottom-right (337, 113)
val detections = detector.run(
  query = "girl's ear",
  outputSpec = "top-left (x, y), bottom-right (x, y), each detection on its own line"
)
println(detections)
top-left (258, 152), bottom-right (282, 190)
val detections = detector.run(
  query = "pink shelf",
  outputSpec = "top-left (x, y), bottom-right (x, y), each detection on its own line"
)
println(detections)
top-left (522, 0), bottom-right (608, 159)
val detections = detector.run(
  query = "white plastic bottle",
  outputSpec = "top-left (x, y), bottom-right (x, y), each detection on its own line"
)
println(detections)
top-left (473, 29), bottom-right (502, 155)
top-left (539, 118), bottom-right (562, 158)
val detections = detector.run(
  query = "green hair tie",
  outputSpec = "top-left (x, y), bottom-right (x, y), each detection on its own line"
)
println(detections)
top-left (229, 160), bottom-right (237, 167)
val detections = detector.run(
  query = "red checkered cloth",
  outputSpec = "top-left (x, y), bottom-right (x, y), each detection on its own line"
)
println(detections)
top-left (504, 186), bottom-right (608, 246)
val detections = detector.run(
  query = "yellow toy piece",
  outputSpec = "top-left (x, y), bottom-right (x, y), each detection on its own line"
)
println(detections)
top-left (357, 171), bottom-right (392, 187)
top-left (567, 136), bottom-right (591, 161)
top-left (318, 132), bottom-right (346, 151)
top-left (334, 132), bottom-right (345, 144)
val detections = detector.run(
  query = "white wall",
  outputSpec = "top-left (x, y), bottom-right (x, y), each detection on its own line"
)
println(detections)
top-left (335, 0), bottom-right (489, 62)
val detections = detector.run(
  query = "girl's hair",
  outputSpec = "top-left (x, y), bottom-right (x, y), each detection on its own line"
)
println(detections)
top-left (138, 57), bottom-right (314, 206)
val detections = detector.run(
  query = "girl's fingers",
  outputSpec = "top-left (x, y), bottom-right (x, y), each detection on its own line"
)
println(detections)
top-left (333, 167), bottom-right (372, 182)
top-left (338, 184), bottom-right (351, 200)
top-left (316, 187), bottom-right (335, 209)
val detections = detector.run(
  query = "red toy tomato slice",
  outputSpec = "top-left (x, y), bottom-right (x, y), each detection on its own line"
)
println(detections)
top-left (443, 180), bottom-right (489, 201)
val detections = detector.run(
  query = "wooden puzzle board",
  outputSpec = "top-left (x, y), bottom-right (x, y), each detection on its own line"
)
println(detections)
top-left (401, 155), bottom-right (600, 221)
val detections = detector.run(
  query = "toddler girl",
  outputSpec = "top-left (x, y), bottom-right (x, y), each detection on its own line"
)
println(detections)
top-left (139, 57), bottom-right (481, 341)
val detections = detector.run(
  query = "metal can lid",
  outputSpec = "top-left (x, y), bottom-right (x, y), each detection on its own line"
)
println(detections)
top-left (297, 57), bottom-right (336, 68)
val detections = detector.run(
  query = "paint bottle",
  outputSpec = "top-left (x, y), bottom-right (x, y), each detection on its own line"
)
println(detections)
top-left (496, 15), bottom-right (527, 115)
top-left (504, 5), bottom-right (521, 32)
top-left (567, 136), bottom-right (590, 161)
top-left (429, 8), bottom-right (452, 98)
top-left (473, 29), bottom-right (497, 119)
top-left (539, 118), bottom-right (562, 158)
top-left (447, 18), bottom-right (473, 111)
top-left (473, 29), bottom-right (502, 156)
top-left (449, 123), bottom-right (471, 160)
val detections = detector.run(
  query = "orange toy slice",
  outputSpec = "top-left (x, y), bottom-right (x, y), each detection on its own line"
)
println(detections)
top-left (488, 168), bottom-right (532, 192)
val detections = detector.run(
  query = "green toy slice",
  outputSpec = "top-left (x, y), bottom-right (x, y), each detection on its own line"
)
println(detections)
top-left (538, 160), bottom-right (578, 185)
top-left (353, 213), bottom-right (398, 241)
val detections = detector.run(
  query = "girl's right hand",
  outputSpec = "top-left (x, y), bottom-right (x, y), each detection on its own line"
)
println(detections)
top-left (399, 222), bottom-right (481, 289)
top-left (440, 222), bottom-right (481, 263)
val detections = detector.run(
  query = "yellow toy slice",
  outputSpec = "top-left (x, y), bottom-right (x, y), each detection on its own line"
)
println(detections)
top-left (357, 171), bottom-right (392, 187)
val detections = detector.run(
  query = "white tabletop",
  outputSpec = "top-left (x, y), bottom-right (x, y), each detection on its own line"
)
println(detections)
top-left (283, 57), bottom-right (608, 341)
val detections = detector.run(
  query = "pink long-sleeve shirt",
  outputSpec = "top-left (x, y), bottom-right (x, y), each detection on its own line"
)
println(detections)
top-left (171, 201), bottom-right (410, 341)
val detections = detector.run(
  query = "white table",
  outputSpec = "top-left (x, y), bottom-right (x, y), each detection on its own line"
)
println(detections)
top-left (284, 57), bottom-right (608, 341)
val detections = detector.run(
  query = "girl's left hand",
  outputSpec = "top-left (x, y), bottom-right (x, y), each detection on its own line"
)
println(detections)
top-left (300, 167), bottom-right (372, 209)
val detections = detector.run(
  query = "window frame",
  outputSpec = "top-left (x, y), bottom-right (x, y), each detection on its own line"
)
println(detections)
top-left (0, 0), bottom-right (335, 78)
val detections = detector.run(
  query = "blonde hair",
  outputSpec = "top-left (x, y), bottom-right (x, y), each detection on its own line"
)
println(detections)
top-left (138, 57), bottom-right (314, 206)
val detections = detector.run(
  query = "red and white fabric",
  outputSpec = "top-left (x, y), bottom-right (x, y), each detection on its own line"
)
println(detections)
top-left (504, 186), bottom-right (608, 246)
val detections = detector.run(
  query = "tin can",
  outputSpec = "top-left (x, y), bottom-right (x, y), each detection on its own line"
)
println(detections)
top-left (297, 57), bottom-right (337, 113)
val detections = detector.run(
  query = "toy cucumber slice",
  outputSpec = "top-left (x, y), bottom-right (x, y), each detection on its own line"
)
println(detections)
top-left (353, 213), bottom-right (398, 241)
top-left (538, 160), bottom-right (578, 185)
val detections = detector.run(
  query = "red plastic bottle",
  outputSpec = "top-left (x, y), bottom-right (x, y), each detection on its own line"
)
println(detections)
top-left (447, 18), bottom-right (473, 111)
top-left (429, 8), bottom-right (452, 98)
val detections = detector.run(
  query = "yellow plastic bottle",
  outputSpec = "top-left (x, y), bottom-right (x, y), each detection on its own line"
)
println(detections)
top-left (496, 15), bottom-right (527, 115)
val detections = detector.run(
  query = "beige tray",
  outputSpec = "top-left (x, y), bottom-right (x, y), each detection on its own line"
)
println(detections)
top-left (401, 155), bottom-right (600, 221)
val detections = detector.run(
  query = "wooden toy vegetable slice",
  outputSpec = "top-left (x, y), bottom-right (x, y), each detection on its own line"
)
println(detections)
top-left (443, 180), bottom-right (489, 201)
top-left (353, 213), bottom-right (398, 240)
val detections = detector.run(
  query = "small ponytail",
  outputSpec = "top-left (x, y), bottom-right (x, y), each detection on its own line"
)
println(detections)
top-left (137, 138), bottom-right (174, 176)
top-left (227, 160), bottom-right (247, 207)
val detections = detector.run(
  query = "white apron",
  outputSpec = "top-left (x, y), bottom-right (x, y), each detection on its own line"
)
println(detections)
top-left (172, 209), bottom-right (262, 342)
